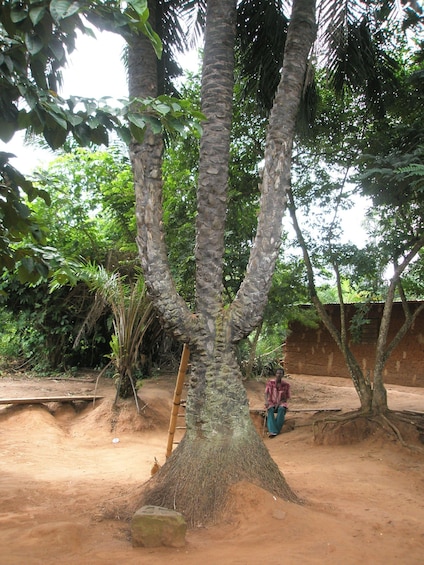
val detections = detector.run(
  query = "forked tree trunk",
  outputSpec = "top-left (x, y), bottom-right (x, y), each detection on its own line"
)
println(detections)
top-left (128, 0), bottom-right (316, 525)
top-left (143, 318), bottom-right (299, 525)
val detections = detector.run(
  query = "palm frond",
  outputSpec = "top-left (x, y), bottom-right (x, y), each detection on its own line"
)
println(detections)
top-left (236, 0), bottom-right (289, 112)
top-left (318, 1), bottom-right (404, 117)
top-left (176, 0), bottom-right (207, 49)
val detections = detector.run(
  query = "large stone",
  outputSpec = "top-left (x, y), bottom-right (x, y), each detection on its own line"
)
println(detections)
top-left (131, 505), bottom-right (187, 548)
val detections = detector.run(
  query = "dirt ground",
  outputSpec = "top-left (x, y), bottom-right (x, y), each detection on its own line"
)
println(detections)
top-left (0, 369), bottom-right (423, 565)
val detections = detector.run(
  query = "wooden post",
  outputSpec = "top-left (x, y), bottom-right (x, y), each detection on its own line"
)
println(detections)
top-left (165, 344), bottom-right (190, 458)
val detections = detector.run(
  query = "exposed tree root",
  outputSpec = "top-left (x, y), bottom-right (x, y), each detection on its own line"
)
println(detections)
top-left (137, 430), bottom-right (301, 527)
top-left (312, 409), bottom-right (424, 453)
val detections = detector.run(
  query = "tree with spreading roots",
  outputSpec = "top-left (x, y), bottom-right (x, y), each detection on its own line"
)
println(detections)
top-left (128, 0), bottom-right (316, 525)
top-left (286, 17), bottom-right (424, 418)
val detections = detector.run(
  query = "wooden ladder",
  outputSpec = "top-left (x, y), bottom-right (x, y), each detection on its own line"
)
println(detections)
top-left (165, 344), bottom-right (190, 458)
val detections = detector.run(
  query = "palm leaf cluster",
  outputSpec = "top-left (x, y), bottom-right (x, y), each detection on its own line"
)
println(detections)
top-left (236, 0), bottom-right (290, 111)
top-left (234, 0), bottom-right (421, 120)
top-left (319, 0), bottom-right (402, 117)
top-left (83, 265), bottom-right (154, 410)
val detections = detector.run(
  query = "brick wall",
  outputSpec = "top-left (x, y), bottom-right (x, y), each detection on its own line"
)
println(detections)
top-left (284, 302), bottom-right (424, 387)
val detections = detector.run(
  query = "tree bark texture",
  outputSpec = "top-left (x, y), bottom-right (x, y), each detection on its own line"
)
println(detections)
top-left (143, 326), bottom-right (300, 526)
top-left (230, 0), bottom-right (317, 342)
top-left (128, 2), bottom-right (194, 343)
top-left (195, 0), bottom-right (236, 324)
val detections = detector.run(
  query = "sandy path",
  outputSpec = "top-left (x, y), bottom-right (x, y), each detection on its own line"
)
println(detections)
top-left (0, 373), bottom-right (423, 564)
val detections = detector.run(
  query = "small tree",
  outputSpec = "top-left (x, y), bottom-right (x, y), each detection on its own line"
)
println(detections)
top-left (73, 265), bottom-right (154, 408)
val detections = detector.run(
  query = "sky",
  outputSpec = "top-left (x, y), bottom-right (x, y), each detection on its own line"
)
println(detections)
top-left (1, 31), bottom-right (128, 172)
top-left (1, 30), bottom-right (200, 173)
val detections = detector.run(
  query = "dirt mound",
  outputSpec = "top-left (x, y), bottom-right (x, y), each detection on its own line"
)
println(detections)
top-left (71, 396), bottom-right (170, 436)
top-left (0, 404), bottom-right (66, 441)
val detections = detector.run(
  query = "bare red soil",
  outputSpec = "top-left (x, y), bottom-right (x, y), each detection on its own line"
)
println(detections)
top-left (0, 371), bottom-right (423, 565)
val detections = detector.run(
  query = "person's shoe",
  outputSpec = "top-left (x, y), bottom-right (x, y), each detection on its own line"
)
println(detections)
top-left (268, 433), bottom-right (277, 438)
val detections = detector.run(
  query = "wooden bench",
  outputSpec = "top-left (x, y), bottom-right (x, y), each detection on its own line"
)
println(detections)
top-left (0, 395), bottom-right (103, 406)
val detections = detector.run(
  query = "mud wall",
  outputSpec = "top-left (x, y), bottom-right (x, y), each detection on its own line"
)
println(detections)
top-left (284, 302), bottom-right (424, 387)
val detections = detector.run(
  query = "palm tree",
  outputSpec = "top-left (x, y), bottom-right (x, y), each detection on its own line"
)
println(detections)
top-left (79, 265), bottom-right (154, 410)
top-left (128, 0), bottom-right (316, 526)
top-left (125, 0), bottom-right (423, 525)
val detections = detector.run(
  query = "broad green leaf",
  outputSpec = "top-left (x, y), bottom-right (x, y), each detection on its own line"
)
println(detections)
top-left (73, 123), bottom-right (92, 145)
top-left (43, 124), bottom-right (68, 149)
top-left (25, 33), bottom-right (44, 56)
top-left (49, 38), bottom-right (66, 62)
top-left (128, 113), bottom-right (146, 129)
top-left (29, 6), bottom-right (47, 26)
top-left (129, 122), bottom-right (145, 142)
top-left (0, 117), bottom-right (17, 143)
top-left (140, 22), bottom-right (162, 58)
top-left (89, 126), bottom-right (109, 146)
top-left (128, 0), bottom-right (149, 19)
top-left (143, 115), bottom-right (162, 134)
top-left (3, 55), bottom-right (14, 74)
top-left (46, 109), bottom-right (68, 130)
top-left (155, 103), bottom-right (171, 116)
top-left (20, 256), bottom-right (34, 274)
top-left (49, 0), bottom-right (80, 22)
top-left (10, 6), bottom-right (28, 23)
top-left (66, 114), bottom-right (84, 126)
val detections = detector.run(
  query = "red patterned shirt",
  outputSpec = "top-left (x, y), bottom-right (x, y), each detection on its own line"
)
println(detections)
top-left (265, 379), bottom-right (290, 409)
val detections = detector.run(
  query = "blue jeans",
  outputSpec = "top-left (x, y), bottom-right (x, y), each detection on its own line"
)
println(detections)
top-left (267, 406), bottom-right (287, 435)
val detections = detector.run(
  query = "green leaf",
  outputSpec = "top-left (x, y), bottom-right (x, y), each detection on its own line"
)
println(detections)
top-left (73, 123), bottom-right (92, 146)
top-left (49, 38), bottom-right (66, 62)
top-left (20, 256), bottom-right (35, 274)
top-left (47, 109), bottom-right (68, 130)
top-left (29, 6), bottom-right (47, 26)
top-left (43, 124), bottom-right (68, 149)
top-left (143, 115), bottom-right (162, 134)
top-left (128, 0), bottom-right (149, 19)
top-left (0, 117), bottom-right (17, 143)
top-left (140, 21), bottom-right (162, 58)
top-left (49, 0), bottom-right (80, 22)
top-left (116, 126), bottom-right (131, 145)
top-left (10, 5), bottom-right (28, 23)
top-left (25, 33), bottom-right (44, 55)
top-left (128, 113), bottom-right (146, 129)
top-left (129, 122), bottom-right (146, 142)
top-left (155, 103), bottom-right (171, 116)
top-left (89, 125), bottom-right (109, 146)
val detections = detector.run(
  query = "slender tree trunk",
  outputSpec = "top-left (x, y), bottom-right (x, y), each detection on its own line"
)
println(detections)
top-left (371, 238), bottom-right (424, 412)
top-left (128, 2), bottom-right (194, 343)
top-left (246, 322), bottom-right (262, 378)
top-left (287, 187), bottom-right (373, 411)
top-left (195, 0), bottom-right (235, 322)
top-left (230, 0), bottom-right (317, 340)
